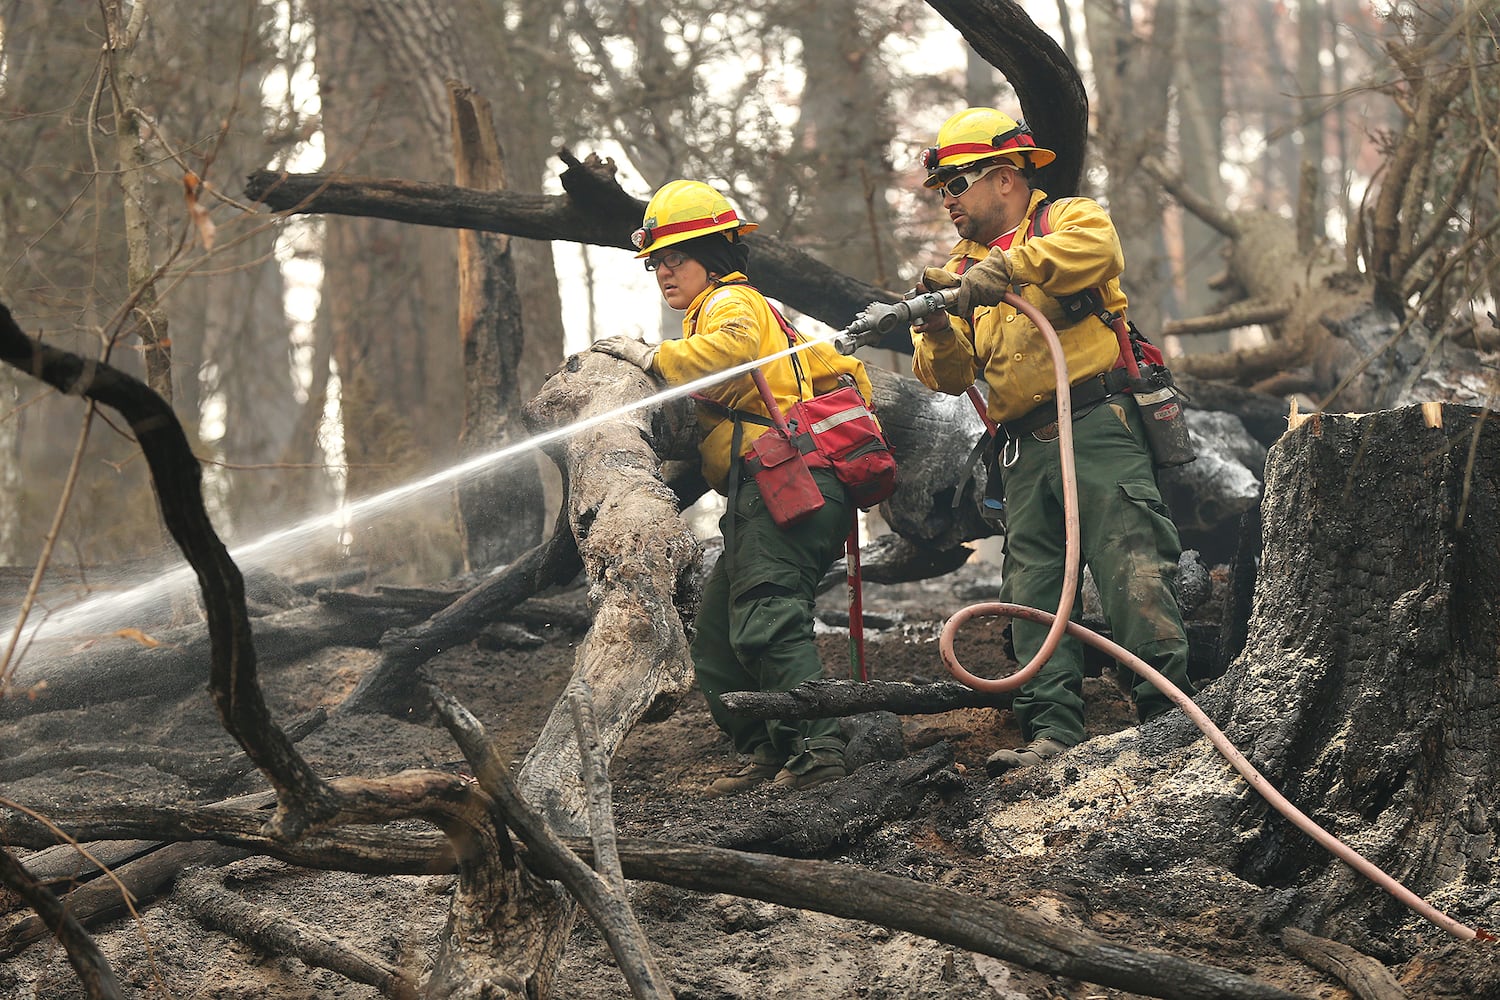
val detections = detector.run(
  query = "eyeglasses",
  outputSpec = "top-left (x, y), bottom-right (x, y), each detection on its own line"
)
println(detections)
top-left (937, 162), bottom-right (1007, 199)
top-left (644, 249), bottom-right (691, 272)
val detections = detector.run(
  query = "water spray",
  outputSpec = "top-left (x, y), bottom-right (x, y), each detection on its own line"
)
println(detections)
top-left (5, 310), bottom-right (886, 650)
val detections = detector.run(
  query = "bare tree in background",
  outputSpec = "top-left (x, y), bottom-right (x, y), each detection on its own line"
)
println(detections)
top-left (1174, 0), bottom-right (1227, 323)
top-left (146, 0), bottom-right (300, 540)
top-left (1080, 0), bottom-right (1181, 336)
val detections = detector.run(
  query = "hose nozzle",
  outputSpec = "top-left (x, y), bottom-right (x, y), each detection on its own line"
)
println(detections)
top-left (833, 287), bottom-right (960, 354)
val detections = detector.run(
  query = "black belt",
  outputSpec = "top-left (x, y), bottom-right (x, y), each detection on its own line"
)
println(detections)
top-left (1000, 368), bottom-right (1132, 439)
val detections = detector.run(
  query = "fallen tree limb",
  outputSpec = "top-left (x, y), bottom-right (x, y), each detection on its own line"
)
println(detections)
top-left (1280, 927), bottom-right (1406, 1000)
top-left (679, 743), bottom-right (960, 855)
top-left (8, 841), bottom-right (159, 901)
top-left (720, 679), bottom-right (1012, 719)
top-left (245, 158), bottom-right (896, 341)
top-left (178, 867), bottom-right (420, 1000)
top-left (1, 841), bottom-right (249, 960)
top-left (579, 839), bottom-right (1301, 1000)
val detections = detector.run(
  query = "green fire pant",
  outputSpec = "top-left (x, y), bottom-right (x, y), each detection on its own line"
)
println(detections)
top-left (999, 396), bottom-right (1193, 747)
top-left (693, 467), bottom-right (849, 775)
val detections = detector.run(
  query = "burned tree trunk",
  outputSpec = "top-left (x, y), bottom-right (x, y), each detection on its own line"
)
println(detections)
top-left (965, 404), bottom-right (1499, 997)
top-left (1207, 405), bottom-right (1498, 949)
top-left (449, 83), bottom-right (546, 569)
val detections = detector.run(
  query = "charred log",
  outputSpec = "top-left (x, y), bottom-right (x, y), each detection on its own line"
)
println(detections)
top-left (178, 868), bottom-right (421, 1000)
top-left (1, 602), bottom-right (418, 720)
top-left (680, 743), bottom-right (958, 856)
top-left (1280, 927), bottom-right (1406, 1000)
top-left (721, 679), bottom-right (1012, 719)
top-left (587, 839), bottom-right (1301, 1000)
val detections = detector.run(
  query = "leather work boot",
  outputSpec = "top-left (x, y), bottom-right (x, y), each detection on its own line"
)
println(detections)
top-left (771, 762), bottom-right (847, 791)
top-left (706, 759), bottom-right (782, 797)
top-left (985, 737), bottom-right (1070, 777)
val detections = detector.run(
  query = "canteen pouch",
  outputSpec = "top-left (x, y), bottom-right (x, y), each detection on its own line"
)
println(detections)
top-left (746, 430), bottom-right (826, 528)
top-left (1129, 364), bottom-right (1196, 468)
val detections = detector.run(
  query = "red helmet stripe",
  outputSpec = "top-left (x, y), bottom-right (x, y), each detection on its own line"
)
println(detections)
top-left (933, 141), bottom-right (1002, 160)
top-left (645, 211), bottom-right (741, 242)
top-left (933, 134), bottom-right (1037, 163)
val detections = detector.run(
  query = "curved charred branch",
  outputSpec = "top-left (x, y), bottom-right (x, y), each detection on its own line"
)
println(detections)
top-left (720, 678), bottom-right (1012, 720)
top-left (0, 848), bottom-right (124, 998)
top-left (0, 303), bottom-right (338, 839)
top-left (926, 0), bottom-right (1089, 198)
top-left (340, 505), bottom-right (582, 718)
top-left (246, 158), bottom-right (901, 343)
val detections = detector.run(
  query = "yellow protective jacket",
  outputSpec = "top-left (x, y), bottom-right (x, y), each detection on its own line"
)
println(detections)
top-left (651, 272), bottom-right (876, 495)
top-left (912, 190), bottom-right (1127, 426)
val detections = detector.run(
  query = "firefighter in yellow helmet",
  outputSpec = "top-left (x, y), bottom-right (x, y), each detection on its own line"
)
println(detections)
top-left (907, 109), bottom-right (1195, 775)
top-left (593, 180), bottom-right (875, 795)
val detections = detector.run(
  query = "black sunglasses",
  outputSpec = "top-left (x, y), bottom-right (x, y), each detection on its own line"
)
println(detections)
top-left (644, 249), bottom-right (691, 272)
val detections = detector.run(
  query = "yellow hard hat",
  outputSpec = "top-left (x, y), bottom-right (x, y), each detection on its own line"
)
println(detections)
top-left (631, 179), bottom-right (759, 258)
top-left (919, 107), bottom-right (1057, 187)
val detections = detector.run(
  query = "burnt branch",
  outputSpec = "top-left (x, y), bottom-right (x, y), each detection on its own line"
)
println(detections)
top-left (178, 869), bottom-right (420, 1000)
top-left (245, 163), bottom-right (901, 343)
top-left (720, 678), bottom-right (1012, 720)
top-left (559, 839), bottom-right (1301, 1000)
